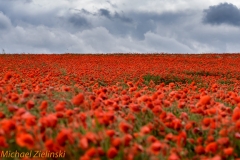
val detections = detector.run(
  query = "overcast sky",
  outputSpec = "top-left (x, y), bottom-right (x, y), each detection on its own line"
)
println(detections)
top-left (1, 0), bottom-right (240, 53)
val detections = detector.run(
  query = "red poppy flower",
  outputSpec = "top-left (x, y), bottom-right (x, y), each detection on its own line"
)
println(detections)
top-left (26, 100), bottom-right (35, 110)
top-left (1, 119), bottom-right (16, 134)
top-left (195, 145), bottom-right (205, 154)
top-left (40, 100), bottom-right (48, 110)
top-left (16, 133), bottom-right (35, 149)
top-left (119, 122), bottom-right (132, 134)
top-left (56, 129), bottom-right (74, 146)
top-left (205, 142), bottom-right (217, 154)
top-left (107, 147), bottom-right (118, 159)
top-left (223, 147), bottom-right (234, 156)
top-left (198, 95), bottom-right (211, 106)
top-left (150, 141), bottom-right (162, 155)
top-left (106, 130), bottom-right (115, 138)
top-left (72, 93), bottom-right (85, 105)
top-left (55, 101), bottom-right (66, 111)
top-left (0, 136), bottom-right (8, 148)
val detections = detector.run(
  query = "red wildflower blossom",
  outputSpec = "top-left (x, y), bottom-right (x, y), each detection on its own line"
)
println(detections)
top-left (8, 105), bottom-right (18, 113)
top-left (217, 137), bottom-right (229, 146)
top-left (235, 132), bottom-right (240, 139)
top-left (0, 111), bottom-right (5, 119)
top-left (0, 136), bottom-right (8, 148)
top-left (40, 100), bottom-right (48, 110)
top-left (55, 101), bottom-right (66, 111)
top-left (223, 147), bottom-right (234, 156)
top-left (79, 137), bottom-right (89, 150)
top-left (106, 130), bottom-right (115, 138)
top-left (4, 72), bottom-right (13, 81)
top-left (177, 131), bottom-right (187, 147)
top-left (123, 134), bottom-right (132, 146)
top-left (233, 109), bottom-right (240, 122)
top-left (16, 133), bottom-right (35, 149)
top-left (45, 139), bottom-right (54, 150)
top-left (22, 112), bottom-right (36, 126)
top-left (22, 89), bottom-right (31, 98)
top-left (107, 147), bottom-right (118, 159)
top-left (85, 147), bottom-right (97, 158)
top-left (140, 126), bottom-right (151, 135)
top-left (72, 93), bottom-right (85, 105)
top-left (219, 128), bottom-right (228, 137)
top-left (150, 141), bottom-right (162, 155)
top-left (56, 129), bottom-right (74, 146)
top-left (205, 142), bottom-right (218, 154)
top-left (119, 122), bottom-right (133, 134)
top-left (129, 103), bottom-right (141, 113)
top-left (195, 145), bottom-right (205, 154)
top-left (40, 114), bottom-right (57, 128)
top-left (198, 95), bottom-right (211, 106)
top-left (168, 153), bottom-right (180, 160)
top-left (111, 137), bottom-right (122, 148)
top-left (26, 100), bottom-right (35, 110)
top-left (10, 93), bottom-right (19, 102)
top-left (1, 119), bottom-right (16, 134)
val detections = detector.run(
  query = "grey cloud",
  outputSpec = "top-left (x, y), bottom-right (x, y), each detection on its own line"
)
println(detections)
top-left (114, 12), bottom-right (132, 23)
top-left (24, 0), bottom-right (32, 3)
top-left (0, 25), bottom-right (83, 53)
top-left (122, 11), bottom-right (193, 40)
top-left (11, 12), bottom-right (62, 28)
top-left (70, 8), bottom-right (192, 40)
top-left (131, 20), bottom-right (155, 40)
top-left (69, 8), bottom-right (95, 16)
top-left (68, 14), bottom-right (91, 28)
top-left (75, 27), bottom-right (192, 53)
top-left (80, 9), bottom-right (192, 40)
top-left (7, 0), bottom-right (32, 3)
top-left (0, 1), bottom-right (91, 32)
top-left (143, 31), bottom-right (192, 53)
top-left (202, 2), bottom-right (240, 26)
top-left (99, 9), bottom-right (111, 19)
top-left (0, 12), bottom-right (12, 30)
top-left (0, 2), bottom-right (61, 28)
top-left (2, 0), bottom-right (240, 53)
top-left (79, 9), bottom-right (92, 15)
top-left (98, 8), bottom-right (132, 23)
top-left (189, 24), bottom-right (240, 52)
top-left (106, 1), bottom-right (118, 8)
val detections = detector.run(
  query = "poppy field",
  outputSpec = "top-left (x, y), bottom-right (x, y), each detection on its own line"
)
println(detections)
top-left (1, 53), bottom-right (240, 160)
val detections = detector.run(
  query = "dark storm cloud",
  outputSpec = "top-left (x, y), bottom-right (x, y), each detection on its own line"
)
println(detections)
top-left (69, 7), bottom-right (191, 39)
top-left (98, 10), bottom-right (192, 39)
top-left (203, 2), bottom-right (240, 26)
top-left (98, 8), bottom-right (133, 23)
top-left (99, 9), bottom-right (111, 18)
top-left (128, 11), bottom-right (193, 39)
top-left (68, 14), bottom-right (91, 28)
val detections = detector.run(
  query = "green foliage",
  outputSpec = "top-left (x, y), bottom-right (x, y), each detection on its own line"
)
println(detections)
top-left (98, 80), bottom-right (107, 86)
top-left (218, 79), bottom-right (234, 85)
top-left (184, 70), bottom-right (220, 77)
top-left (143, 73), bottom-right (196, 85)
top-left (143, 74), bottom-right (161, 85)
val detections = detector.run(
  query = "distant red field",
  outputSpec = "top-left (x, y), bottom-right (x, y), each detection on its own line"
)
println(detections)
top-left (0, 54), bottom-right (240, 160)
